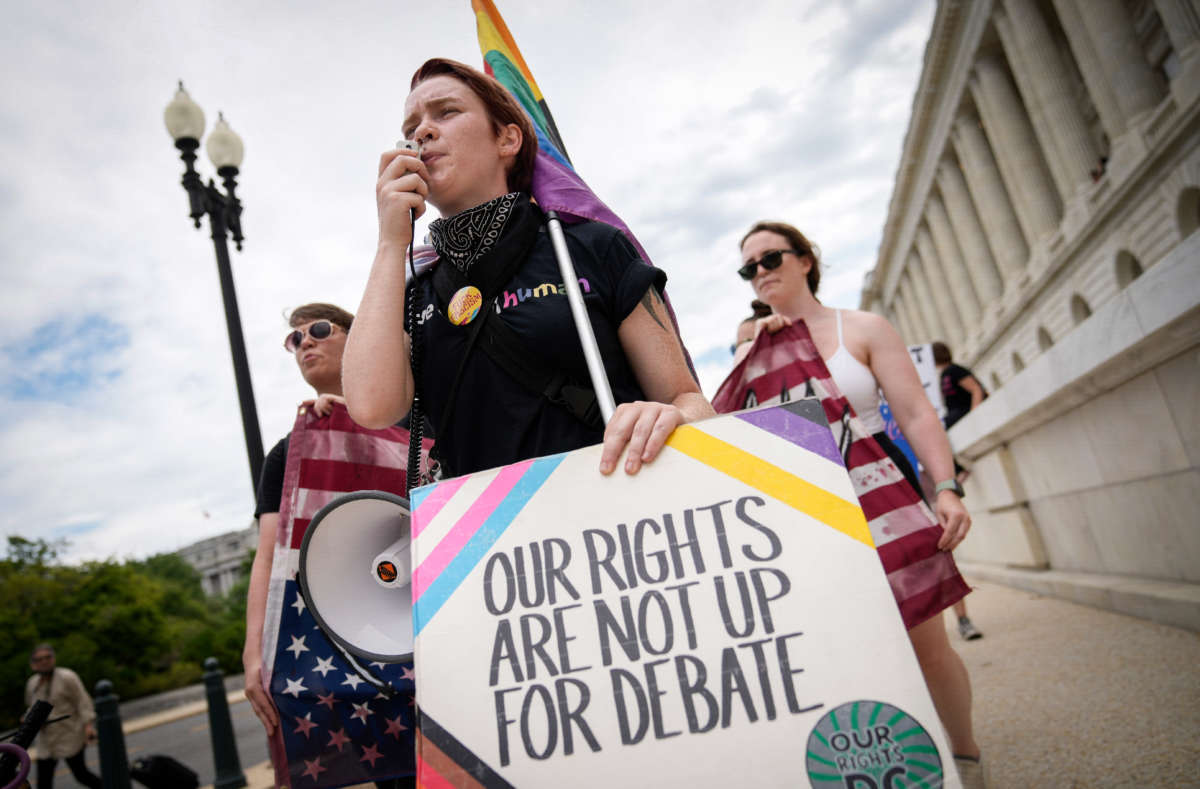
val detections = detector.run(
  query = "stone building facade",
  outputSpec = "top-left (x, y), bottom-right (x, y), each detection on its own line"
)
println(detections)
top-left (176, 523), bottom-right (257, 596)
top-left (860, 0), bottom-right (1200, 629)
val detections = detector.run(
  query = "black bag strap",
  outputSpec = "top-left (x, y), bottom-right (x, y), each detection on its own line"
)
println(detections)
top-left (429, 225), bottom-right (602, 432)
top-left (478, 309), bottom-right (603, 429)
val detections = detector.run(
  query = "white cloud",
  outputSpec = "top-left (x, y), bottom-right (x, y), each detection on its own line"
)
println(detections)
top-left (0, 0), bottom-right (934, 561)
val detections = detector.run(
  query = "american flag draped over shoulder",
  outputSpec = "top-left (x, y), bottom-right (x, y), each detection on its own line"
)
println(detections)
top-left (712, 322), bottom-right (969, 630)
top-left (260, 404), bottom-right (432, 788)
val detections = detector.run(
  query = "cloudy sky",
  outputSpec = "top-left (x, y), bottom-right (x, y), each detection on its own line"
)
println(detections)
top-left (0, 0), bottom-right (934, 562)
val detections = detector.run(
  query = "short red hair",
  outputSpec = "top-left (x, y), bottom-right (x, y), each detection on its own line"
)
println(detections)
top-left (410, 58), bottom-right (538, 194)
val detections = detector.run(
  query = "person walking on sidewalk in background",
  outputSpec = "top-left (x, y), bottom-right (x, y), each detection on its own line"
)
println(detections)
top-left (933, 340), bottom-right (988, 641)
top-left (24, 643), bottom-right (102, 789)
top-left (934, 340), bottom-right (987, 434)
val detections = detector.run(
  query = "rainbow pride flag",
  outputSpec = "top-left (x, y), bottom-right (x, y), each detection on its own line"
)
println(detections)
top-left (472, 0), bottom-right (693, 367)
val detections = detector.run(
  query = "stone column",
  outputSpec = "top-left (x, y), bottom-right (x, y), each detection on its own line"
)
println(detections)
top-left (1153, 0), bottom-right (1200, 106)
top-left (905, 295), bottom-right (927, 343)
top-left (885, 301), bottom-right (909, 342)
top-left (925, 194), bottom-right (982, 328)
top-left (891, 296), bottom-right (917, 344)
top-left (1153, 0), bottom-right (1200, 60)
top-left (935, 157), bottom-right (1005, 305)
top-left (970, 53), bottom-right (1062, 241)
top-left (905, 259), bottom-right (947, 344)
top-left (951, 113), bottom-right (1029, 285)
top-left (1051, 0), bottom-right (1128, 139)
top-left (915, 226), bottom-right (965, 344)
top-left (900, 277), bottom-right (933, 342)
top-left (996, 0), bottom-right (1102, 198)
top-left (1063, 0), bottom-right (1165, 127)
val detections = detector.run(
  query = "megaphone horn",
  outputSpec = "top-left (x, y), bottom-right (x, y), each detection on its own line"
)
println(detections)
top-left (297, 490), bottom-right (414, 664)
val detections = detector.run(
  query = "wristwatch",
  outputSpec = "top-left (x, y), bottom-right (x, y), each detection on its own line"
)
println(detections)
top-left (934, 479), bottom-right (965, 497)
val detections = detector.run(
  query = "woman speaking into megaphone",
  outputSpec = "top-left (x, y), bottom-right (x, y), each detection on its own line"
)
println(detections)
top-left (343, 58), bottom-right (712, 480)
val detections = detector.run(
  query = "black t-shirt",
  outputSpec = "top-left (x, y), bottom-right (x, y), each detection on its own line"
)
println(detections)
top-left (414, 219), bottom-right (665, 477)
top-left (255, 436), bottom-right (289, 517)
top-left (941, 363), bottom-right (985, 428)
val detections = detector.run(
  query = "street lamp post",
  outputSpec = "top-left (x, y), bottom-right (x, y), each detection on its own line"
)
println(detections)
top-left (164, 82), bottom-right (264, 492)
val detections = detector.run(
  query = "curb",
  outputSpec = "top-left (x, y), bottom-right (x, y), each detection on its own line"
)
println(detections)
top-left (122, 689), bottom-right (247, 735)
top-left (958, 562), bottom-right (1200, 632)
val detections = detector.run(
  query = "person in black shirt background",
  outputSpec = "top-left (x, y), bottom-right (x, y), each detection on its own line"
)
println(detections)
top-left (933, 340), bottom-right (986, 641)
top-left (934, 341), bottom-right (988, 430)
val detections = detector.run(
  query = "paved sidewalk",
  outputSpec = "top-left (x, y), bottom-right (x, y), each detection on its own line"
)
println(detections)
top-left (952, 578), bottom-right (1200, 788)
top-left (219, 578), bottom-right (1199, 788)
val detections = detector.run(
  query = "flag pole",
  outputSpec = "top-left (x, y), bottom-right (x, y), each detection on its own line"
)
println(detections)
top-left (545, 211), bottom-right (616, 424)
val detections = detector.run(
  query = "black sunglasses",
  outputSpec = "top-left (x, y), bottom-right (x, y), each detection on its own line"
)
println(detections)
top-left (737, 249), bottom-right (803, 281)
top-left (284, 320), bottom-right (338, 352)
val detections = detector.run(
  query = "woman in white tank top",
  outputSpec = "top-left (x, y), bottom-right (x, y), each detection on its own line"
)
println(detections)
top-left (735, 220), bottom-right (986, 782)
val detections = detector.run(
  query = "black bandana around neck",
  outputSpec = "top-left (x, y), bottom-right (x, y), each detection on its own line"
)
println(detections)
top-left (429, 192), bottom-right (521, 275)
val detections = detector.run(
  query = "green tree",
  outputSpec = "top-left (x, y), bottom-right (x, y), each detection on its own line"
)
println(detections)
top-left (0, 537), bottom-right (250, 730)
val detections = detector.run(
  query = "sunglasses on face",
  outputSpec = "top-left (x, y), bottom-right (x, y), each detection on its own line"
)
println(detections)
top-left (737, 249), bottom-right (803, 281)
top-left (284, 320), bottom-right (339, 352)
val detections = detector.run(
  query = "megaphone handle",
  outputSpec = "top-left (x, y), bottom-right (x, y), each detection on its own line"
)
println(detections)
top-left (546, 211), bottom-right (616, 425)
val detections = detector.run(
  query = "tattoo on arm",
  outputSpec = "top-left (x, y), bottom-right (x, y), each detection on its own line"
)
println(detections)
top-left (640, 287), bottom-right (669, 332)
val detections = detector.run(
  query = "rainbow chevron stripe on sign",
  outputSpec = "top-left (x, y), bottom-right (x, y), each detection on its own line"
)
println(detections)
top-left (409, 399), bottom-right (873, 640)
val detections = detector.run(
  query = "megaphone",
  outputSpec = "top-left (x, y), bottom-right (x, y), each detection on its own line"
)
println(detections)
top-left (297, 490), bottom-right (414, 663)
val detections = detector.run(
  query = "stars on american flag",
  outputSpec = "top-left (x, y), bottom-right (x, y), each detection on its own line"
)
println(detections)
top-left (384, 714), bottom-right (408, 740)
top-left (327, 728), bottom-right (351, 751)
top-left (287, 635), bottom-right (310, 659)
top-left (293, 713), bottom-right (318, 739)
top-left (301, 757), bottom-right (326, 781)
top-left (268, 418), bottom-right (422, 785)
top-left (359, 744), bottom-right (383, 767)
top-left (283, 677), bottom-right (307, 698)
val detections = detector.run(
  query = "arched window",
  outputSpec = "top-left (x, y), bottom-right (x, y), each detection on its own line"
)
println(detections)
top-left (1037, 327), bottom-right (1053, 351)
top-left (1179, 187), bottom-right (1200, 238)
top-left (1012, 351), bottom-right (1025, 373)
top-left (1115, 250), bottom-right (1143, 289)
top-left (1070, 294), bottom-right (1092, 326)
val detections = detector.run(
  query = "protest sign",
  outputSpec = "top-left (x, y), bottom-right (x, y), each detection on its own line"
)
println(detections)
top-left (879, 344), bottom-right (945, 472)
top-left (411, 400), bottom-right (959, 788)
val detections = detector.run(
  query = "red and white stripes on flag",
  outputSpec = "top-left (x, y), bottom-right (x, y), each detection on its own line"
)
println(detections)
top-left (712, 323), bottom-right (969, 630)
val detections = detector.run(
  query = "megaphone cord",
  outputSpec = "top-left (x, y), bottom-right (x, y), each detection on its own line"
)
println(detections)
top-left (405, 207), bottom-right (425, 494)
top-left (330, 640), bottom-right (400, 699)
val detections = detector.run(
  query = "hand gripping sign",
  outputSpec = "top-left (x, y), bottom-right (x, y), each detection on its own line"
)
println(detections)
top-left (409, 400), bottom-right (961, 788)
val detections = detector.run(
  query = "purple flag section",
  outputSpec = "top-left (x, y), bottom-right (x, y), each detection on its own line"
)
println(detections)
top-left (736, 406), bottom-right (844, 467)
top-left (531, 150), bottom-right (694, 372)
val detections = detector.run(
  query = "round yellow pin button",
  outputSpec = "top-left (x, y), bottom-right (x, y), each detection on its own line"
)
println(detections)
top-left (448, 285), bottom-right (483, 325)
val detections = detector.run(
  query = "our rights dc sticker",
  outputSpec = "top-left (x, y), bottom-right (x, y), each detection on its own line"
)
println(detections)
top-left (806, 700), bottom-right (942, 788)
